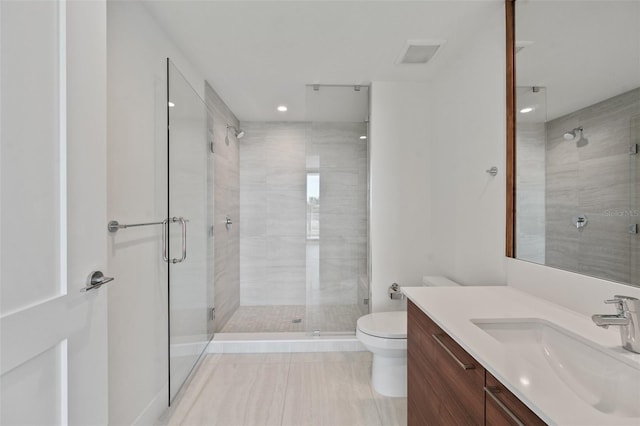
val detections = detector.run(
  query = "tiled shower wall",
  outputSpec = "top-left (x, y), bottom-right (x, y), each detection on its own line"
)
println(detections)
top-left (205, 83), bottom-right (240, 332)
top-left (239, 122), bottom-right (367, 310)
top-left (545, 88), bottom-right (639, 285)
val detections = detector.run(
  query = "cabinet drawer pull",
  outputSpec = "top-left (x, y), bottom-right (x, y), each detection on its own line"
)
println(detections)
top-left (432, 333), bottom-right (475, 370)
top-left (484, 386), bottom-right (525, 426)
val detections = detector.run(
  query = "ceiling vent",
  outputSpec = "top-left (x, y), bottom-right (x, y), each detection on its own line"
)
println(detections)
top-left (397, 40), bottom-right (444, 65)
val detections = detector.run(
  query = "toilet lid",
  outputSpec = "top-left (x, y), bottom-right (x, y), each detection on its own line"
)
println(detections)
top-left (357, 311), bottom-right (407, 339)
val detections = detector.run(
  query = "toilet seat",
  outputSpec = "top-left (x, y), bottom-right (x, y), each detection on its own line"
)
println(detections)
top-left (357, 311), bottom-right (407, 339)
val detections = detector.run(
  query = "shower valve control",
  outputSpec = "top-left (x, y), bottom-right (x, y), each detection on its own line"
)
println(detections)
top-left (573, 214), bottom-right (588, 230)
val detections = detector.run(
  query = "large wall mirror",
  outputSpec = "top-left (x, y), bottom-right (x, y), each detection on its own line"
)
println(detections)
top-left (507, 0), bottom-right (640, 287)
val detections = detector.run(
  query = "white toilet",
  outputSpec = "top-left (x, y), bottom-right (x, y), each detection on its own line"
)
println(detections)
top-left (356, 276), bottom-right (461, 397)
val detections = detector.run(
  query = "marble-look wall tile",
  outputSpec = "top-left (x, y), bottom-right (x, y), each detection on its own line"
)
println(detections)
top-left (545, 87), bottom-right (640, 284)
top-left (239, 121), bottom-right (368, 321)
top-left (205, 82), bottom-right (240, 332)
top-left (240, 122), bottom-right (309, 306)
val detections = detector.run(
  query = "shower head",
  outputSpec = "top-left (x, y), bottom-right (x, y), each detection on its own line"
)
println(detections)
top-left (563, 126), bottom-right (583, 141)
top-left (226, 124), bottom-right (245, 139)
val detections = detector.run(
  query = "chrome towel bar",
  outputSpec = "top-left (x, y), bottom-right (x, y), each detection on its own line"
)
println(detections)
top-left (108, 217), bottom-right (187, 264)
top-left (108, 220), bottom-right (165, 233)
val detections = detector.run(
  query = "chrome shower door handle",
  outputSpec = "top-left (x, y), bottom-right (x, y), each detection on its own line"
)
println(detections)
top-left (175, 216), bottom-right (187, 263)
top-left (162, 218), bottom-right (170, 263)
top-left (162, 217), bottom-right (187, 264)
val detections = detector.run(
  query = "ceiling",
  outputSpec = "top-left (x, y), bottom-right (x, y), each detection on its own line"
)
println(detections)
top-left (142, 0), bottom-right (501, 122)
top-left (144, 1), bottom-right (639, 124)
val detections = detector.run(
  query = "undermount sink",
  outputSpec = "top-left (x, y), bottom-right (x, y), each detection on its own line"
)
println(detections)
top-left (472, 318), bottom-right (640, 418)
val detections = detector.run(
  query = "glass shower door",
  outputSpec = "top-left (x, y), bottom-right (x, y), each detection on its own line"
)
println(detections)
top-left (167, 59), bottom-right (211, 402)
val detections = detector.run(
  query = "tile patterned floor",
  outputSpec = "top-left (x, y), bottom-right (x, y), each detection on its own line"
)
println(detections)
top-left (219, 305), bottom-right (365, 333)
top-left (158, 352), bottom-right (407, 426)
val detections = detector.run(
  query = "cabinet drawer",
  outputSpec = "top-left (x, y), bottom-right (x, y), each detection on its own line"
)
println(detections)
top-left (408, 301), bottom-right (484, 425)
top-left (485, 372), bottom-right (546, 426)
top-left (431, 324), bottom-right (484, 424)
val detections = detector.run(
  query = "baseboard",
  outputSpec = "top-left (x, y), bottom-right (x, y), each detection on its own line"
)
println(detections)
top-left (131, 383), bottom-right (167, 426)
top-left (208, 332), bottom-right (365, 353)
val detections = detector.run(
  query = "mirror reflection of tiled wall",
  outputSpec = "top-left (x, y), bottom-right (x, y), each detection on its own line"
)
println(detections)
top-left (518, 87), bottom-right (640, 286)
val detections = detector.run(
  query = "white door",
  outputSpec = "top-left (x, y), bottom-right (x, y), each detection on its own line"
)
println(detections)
top-left (0, 1), bottom-right (108, 425)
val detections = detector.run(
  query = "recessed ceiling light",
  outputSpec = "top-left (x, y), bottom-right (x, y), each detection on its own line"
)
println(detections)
top-left (360, 135), bottom-right (367, 140)
top-left (520, 107), bottom-right (534, 114)
top-left (168, 102), bottom-right (175, 107)
top-left (277, 105), bottom-right (288, 112)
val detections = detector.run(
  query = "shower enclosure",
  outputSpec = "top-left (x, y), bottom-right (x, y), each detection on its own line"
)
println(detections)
top-left (163, 76), bottom-right (370, 400)
top-left (219, 85), bottom-right (370, 335)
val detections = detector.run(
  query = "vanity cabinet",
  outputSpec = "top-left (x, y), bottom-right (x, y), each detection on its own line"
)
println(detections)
top-left (408, 300), bottom-right (546, 426)
top-left (408, 300), bottom-right (485, 425)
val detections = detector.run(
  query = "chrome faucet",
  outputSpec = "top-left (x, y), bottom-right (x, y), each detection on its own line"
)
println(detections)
top-left (592, 295), bottom-right (640, 354)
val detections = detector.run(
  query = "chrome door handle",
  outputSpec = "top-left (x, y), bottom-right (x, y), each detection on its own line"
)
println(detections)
top-left (432, 333), bottom-right (476, 370)
top-left (175, 217), bottom-right (187, 263)
top-left (82, 271), bottom-right (115, 292)
top-left (162, 218), bottom-right (170, 263)
top-left (484, 386), bottom-right (525, 426)
top-left (162, 217), bottom-right (187, 264)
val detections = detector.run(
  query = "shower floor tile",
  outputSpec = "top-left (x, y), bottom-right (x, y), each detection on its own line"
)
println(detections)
top-left (158, 352), bottom-right (407, 426)
top-left (219, 304), bottom-right (365, 333)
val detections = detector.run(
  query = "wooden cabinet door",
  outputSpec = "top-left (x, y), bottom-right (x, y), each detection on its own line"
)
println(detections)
top-left (431, 322), bottom-right (484, 424)
top-left (408, 301), bottom-right (484, 425)
top-left (408, 300), bottom-right (443, 424)
top-left (485, 372), bottom-right (546, 426)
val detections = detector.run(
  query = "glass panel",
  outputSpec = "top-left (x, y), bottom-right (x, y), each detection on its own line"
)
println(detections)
top-left (0, 0), bottom-right (63, 314)
top-left (516, 86), bottom-right (547, 265)
top-left (235, 122), bottom-right (307, 332)
top-left (167, 60), bottom-right (211, 402)
top-left (232, 86), bottom-right (369, 334)
top-left (305, 86), bottom-right (369, 334)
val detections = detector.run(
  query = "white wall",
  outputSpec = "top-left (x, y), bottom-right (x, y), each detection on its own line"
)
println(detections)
top-left (369, 82), bottom-right (433, 312)
top-left (107, 2), bottom-right (205, 424)
top-left (369, 4), bottom-right (507, 312)
top-left (508, 259), bottom-right (640, 317)
top-left (427, 5), bottom-right (507, 287)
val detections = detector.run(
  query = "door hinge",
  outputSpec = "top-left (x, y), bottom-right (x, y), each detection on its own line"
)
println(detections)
top-left (630, 144), bottom-right (638, 155)
top-left (209, 307), bottom-right (215, 321)
top-left (630, 224), bottom-right (638, 235)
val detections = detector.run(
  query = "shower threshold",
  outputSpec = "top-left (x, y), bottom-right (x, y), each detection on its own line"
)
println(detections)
top-left (209, 332), bottom-right (364, 354)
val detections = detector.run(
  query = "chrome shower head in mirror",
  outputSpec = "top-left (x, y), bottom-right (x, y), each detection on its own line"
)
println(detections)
top-left (226, 124), bottom-right (245, 139)
top-left (563, 126), bottom-right (583, 141)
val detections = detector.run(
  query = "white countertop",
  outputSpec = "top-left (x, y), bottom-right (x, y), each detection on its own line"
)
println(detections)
top-left (402, 286), bottom-right (640, 426)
